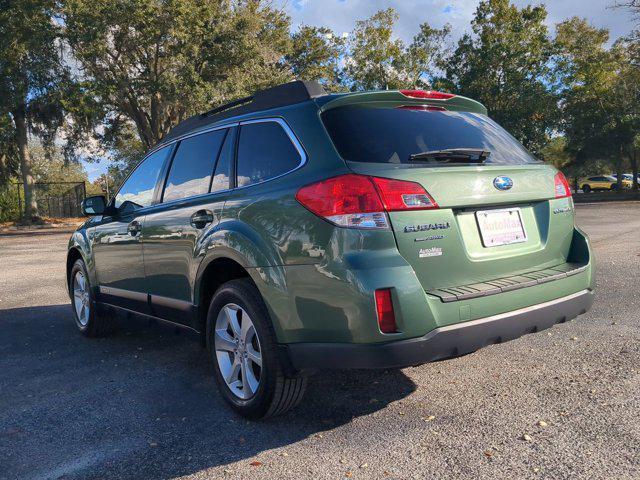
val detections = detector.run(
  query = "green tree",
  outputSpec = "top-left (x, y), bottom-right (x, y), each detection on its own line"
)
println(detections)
top-left (345, 8), bottom-right (405, 90)
top-left (0, 114), bottom-right (18, 186)
top-left (0, 0), bottom-right (70, 221)
top-left (555, 17), bottom-right (640, 190)
top-left (444, 0), bottom-right (558, 155)
top-left (286, 25), bottom-right (345, 91)
top-left (540, 136), bottom-right (572, 169)
top-left (346, 8), bottom-right (450, 91)
top-left (63, 0), bottom-right (293, 152)
top-left (404, 22), bottom-right (451, 89)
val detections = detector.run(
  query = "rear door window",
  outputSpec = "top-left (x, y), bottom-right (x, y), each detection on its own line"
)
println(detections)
top-left (321, 105), bottom-right (540, 166)
top-left (236, 121), bottom-right (301, 187)
top-left (163, 129), bottom-right (227, 202)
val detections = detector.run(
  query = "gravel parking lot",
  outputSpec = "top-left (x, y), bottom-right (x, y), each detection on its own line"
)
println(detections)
top-left (1, 202), bottom-right (639, 480)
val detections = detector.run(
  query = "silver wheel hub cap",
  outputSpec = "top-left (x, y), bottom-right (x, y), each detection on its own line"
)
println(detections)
top-left (214, 304), bottom-right (262, 400)
top-left (73, 271), bottom-right (90, 327)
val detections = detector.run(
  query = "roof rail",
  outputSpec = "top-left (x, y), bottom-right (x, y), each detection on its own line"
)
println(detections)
top-left (201, 95), bottom-right (253, 118)
top-left (161, 80), bottom-right (326, 144)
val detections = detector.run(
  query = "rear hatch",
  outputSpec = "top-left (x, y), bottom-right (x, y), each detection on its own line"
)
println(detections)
top-left (320, 93), bottom-right (575, 293)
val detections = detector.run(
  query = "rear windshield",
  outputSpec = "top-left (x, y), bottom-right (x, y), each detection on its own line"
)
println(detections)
top-left (321, 105), bottom-right (540, 165)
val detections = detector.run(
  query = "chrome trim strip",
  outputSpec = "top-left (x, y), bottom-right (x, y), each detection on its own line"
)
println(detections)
top-left (148, 122), bottom-right (239, 156)
top-left (150, 294), bottom-right (193, 312)
top-left (98, 285), bottom-right (147, 302)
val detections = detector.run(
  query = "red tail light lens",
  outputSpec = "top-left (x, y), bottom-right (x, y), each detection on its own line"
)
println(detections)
top-left (554, 172), bottom-right (572, 198)
top-left (371, 177), bottom-right (438, 211)
top-left (400, 89), bottom-right (455, 100)
top-left (375, 288), bottom-right (397, 333)
top-left (296, 174), bottom-right (438, 229)
top-left (295, 174), bottom-right (388, 229)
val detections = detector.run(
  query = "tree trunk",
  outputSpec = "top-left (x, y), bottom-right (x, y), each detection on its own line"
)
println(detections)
top-left (0, 152), bottom-right (6, 180)
top-left (615, 150), bottom-right (623, 194)
top-left (12, 106), bottom-right (38, 221)
top-left (632, 150), bottom-right (639, 192)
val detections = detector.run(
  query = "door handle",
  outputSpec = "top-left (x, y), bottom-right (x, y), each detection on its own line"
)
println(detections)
top-left (190, 210), bottom-right (214, 229)
top-left (127, 220), bottom-right (141, 236)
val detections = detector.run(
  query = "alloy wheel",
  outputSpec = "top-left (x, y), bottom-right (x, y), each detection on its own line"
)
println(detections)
top-left (73, 271), bottom-right (90, 326)
top-left (214, 303), bottom-right (262, 400)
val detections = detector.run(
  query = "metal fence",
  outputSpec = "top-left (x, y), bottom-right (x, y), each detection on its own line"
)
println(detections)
top-left (13, 181), bottom-right (87, 218)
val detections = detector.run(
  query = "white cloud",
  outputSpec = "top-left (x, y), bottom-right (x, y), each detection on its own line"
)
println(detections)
top-left (282, 0), bottom-right (635, 43)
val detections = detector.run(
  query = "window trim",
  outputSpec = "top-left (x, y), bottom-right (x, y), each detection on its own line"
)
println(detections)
top-left (114, 117), bottom-right (306, 212)
top-left (233, 118), bottom-right (307, 190)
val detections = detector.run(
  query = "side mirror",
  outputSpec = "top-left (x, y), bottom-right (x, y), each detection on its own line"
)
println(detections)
top-left (82, 195), bottom-right (107, 216)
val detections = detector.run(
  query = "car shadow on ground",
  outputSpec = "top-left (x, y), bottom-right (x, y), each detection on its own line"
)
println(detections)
top-left (0, 304), bottom-right (416, 479)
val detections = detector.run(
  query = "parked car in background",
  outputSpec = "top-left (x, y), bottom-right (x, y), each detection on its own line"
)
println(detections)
top-left (612, 174), bottom-right (636, 188)
top-left (580, 175), bottom-right (619, 193)
top-left (67, 81), bottom-right (595, 419)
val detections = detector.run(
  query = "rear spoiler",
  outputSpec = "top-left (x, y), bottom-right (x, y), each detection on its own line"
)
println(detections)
top-left (318, 90), bottom-right (488, 116)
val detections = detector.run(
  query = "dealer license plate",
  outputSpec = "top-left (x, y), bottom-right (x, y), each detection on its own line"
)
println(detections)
top-left (476, 208), bottom-right (527, 247)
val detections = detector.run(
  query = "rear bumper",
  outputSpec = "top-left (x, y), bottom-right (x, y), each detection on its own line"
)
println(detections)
top-left (285, 289), bottom-right (594, 370)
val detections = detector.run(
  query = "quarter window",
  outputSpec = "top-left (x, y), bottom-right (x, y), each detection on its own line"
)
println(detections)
top-left (236, 122), bottom-right (301, 187)
top-left (163, 129), bottom-right (227, 202)
top-left (115, 146), bottom-right (171, 211)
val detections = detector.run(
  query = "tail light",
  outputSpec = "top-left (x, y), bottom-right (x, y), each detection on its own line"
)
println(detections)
top-left (375, 288), bottom-right (397, 333)
top-left (400, 89), bottom-right (455, 100)
top-left (295, 174), bottom-right (438, 229)
top-left (370, 177), bottom-right (438, 211)
top-left (554, 172), bottom-right (572, 198)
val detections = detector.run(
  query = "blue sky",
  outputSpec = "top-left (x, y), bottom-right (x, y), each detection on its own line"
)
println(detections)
top-left (84, 0), bottom-right (635, 181)
top-left (283, 0), bottom-right (633, 43)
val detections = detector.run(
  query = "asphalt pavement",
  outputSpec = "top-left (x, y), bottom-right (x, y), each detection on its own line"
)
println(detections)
top-left (0, 202), bottom-right (639, 480)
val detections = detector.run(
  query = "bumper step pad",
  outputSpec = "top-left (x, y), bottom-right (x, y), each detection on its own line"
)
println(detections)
top-left (428, 263), bottom-right (588, 303)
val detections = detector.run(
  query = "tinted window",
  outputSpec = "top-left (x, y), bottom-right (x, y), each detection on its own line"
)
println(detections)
top-left (236, 122), bottom-right (301, 187)
top-left (210, 128), bottom-right (233, 193)
top-left (163, 129), bottom-right (226, 202)
top-left (115, 146), bottom-right (171, 211)
top-left (322, 105), bottom-right (540, 166)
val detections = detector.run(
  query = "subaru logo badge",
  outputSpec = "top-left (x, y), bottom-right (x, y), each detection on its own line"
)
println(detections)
top-left (493, 176), bottom-right (513, 191)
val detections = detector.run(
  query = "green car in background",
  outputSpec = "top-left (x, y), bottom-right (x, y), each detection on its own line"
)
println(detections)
top-left (67, 81), bottom-right (594, 418)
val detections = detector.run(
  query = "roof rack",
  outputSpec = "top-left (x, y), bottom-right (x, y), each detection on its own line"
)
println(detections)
top-left (161, 80), bottom-right (326, 144)
top-left (201, 95), bottom-right (253, 118)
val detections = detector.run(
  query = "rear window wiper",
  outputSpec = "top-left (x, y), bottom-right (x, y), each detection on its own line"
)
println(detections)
top-left (409, 148), bottom-right (491, 163)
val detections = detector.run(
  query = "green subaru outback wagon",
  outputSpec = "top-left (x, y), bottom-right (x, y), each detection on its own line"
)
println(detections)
top-left (68, 81), bottom-right (594, 418)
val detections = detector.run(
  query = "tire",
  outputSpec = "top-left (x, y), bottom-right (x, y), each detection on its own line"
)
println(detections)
top-left (69, 259), bottom-right (116, 337)
top-left (582, 184), bottom-right (591, 193)
top-left (610, 184), bottom-right (618, 191)
top-left (206, 278), bottom-right (307, 419)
